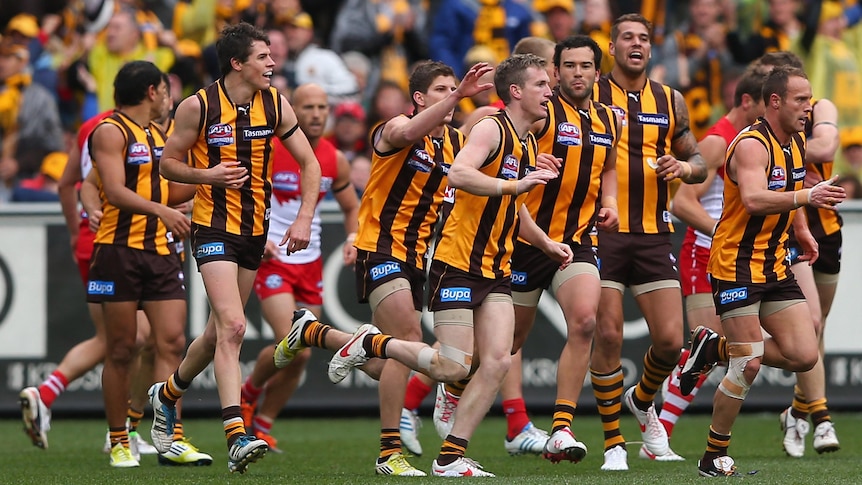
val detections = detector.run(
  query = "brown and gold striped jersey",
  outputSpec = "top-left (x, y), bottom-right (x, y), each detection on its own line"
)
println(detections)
top-left (92, 111), bottom-right (174, 255)
top-left (526, 95), bottom-right (617, 247)
top-left (594, 75), bottom-right (678, 234)
top-left (802, 100), bottom-right (842, 239)
top-left (189, 79), bottom-right (281, 236)
top-left (433, 111), bottom-right (537, 279)
top-left (354, 120), bottom-right (465, 269)
top-left (708, 119), bottom-right (807, 283)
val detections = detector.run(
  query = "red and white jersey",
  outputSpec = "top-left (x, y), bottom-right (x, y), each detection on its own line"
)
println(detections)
top-left (268, 138), bottom-right (337, 264)
top-left (689, 115), bottom-right (736, 249)
top-left (79, 111), bottom-right (113, 181)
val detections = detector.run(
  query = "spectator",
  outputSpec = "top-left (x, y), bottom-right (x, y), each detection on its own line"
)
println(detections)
top-left (284, 12), bottom-right (359, 103)
top-left (535, 0), bottom-right (575, 42)
top-left (11, 151), bottom-right (67, 202)
top-left (0, 42), bottom-right (64, 202)
top-left (85, 7), bottom-right (175, 112)
top-left (726, 0), bottom-right (812, 64)
top-left (577, 0), bottom-right (615, 74)
top-left (428, 0), bottom-right (537, 77)
top-left (367, 79), bottom-right (411, 132)
top-left (267, 28), bottom-right (291, 94)
top-left (327, 101), bottom-right (369, 163)
top-left (341, 50), bottom-right (373, 105)
top-left (349, 154), bottom-right (371, 196)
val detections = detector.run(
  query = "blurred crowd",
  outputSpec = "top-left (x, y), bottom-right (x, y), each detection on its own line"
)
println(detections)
top-left (1, 0), bottom-right (862, 204)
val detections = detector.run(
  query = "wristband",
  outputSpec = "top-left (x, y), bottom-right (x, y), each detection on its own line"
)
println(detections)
top-left (681, 161), bottom-right (692, 179)
top-left (496, 179), bottom-right (503, 196)
top-left (346, 232), bottom-right (357, 242)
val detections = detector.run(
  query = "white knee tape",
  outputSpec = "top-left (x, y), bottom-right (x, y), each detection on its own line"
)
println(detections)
top-left (440, 344), bottom-right (472, 373)
top-left (718, 341), bottom-right (764, 400)
top-left (417, 347), bottom-right (436, 373)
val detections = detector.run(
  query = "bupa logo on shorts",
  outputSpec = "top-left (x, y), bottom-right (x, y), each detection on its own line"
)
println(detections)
top-left (589, 132), bottom-right (613, 148)
top-left (787, 246), bottom-right (799, 263)
top-left (768, 166), bottom-right (786, 191)
top-left (265, 274), bottom-right (283, 289)
top-left (207, 123), bottom-right (234, 146)
top-left (501, 154), bottom-right (519, 179)
top-left (719, 287), bottom-right (748, 305)
top-left (88, 280), bottom-right (115, 295)
top-left (242, 126), bottom-right (274, 141)
top-left (440, 287), bottom-right (472, 303)
top-left (556, 122), bottom-right (581, 146)
top-left (610, 106), bottom-right (627, 126)
top-left (126, 143), bottom-right (151, 165)
top-left (196, 242), bottom-right (225, 258)
top-left (511, 270), bottom-right (527, 286)
top-left (636, 112), bottom-right (669, 127)
top-left (370, 262), bottom-right (401, 281)
top-left (407, 149), bottom-right (435, 173)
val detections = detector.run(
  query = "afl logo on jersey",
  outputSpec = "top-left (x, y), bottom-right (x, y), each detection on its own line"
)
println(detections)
top-left (556, 122), bottom-right (582, 146)
top-left (501, 154), bottom-right (519, 179)
top-left (407, 149), bottom-right (435, 173)
top-left (273, 171), bottom-right (300, 193)
top-left (768, 166), bottom-right (786, 191)
top-left (207, 123), bottom-right (234, 147)
top-left (127, 143), bottom-right (151, 165)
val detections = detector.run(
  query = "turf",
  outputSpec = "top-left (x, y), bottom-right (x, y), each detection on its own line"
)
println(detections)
top-left (1, 413), bottom-right (860, 484)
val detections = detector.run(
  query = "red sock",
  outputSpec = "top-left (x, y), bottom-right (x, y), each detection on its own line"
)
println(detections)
top-left (503, 398), bottom-right (530, 440)
top-left (241, 377), bottom-right (264, 404)
top-left (38, 370), bottom-right (69, 408)
top-left (403, 375), bottom-right (432, 411)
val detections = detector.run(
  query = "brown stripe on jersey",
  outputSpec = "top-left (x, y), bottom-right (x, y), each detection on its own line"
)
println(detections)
top-left (402, 144), bottom-right (444, 266)
top-left (763, 212), bottom-right (791, 283)
top-left (534, 97), bottom-right (569, 231)
top-left (109, 114), bottom-right (137, 247)
top-left (733, 216), bottom-right (762, 282)
top-left (260, 90), bottom-right (277, 217)
top-left (649, 81), bottom-right (671, 231)
top-left (142, 125), bottom-right (163, 252)
top-left (235, 98), bottom-right (255, 235)
top-left (625, 84), bottom-right (646, 233)
top-left (204, 84), bottom-right (227, 230)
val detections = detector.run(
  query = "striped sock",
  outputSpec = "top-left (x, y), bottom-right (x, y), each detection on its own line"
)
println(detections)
top-left (632, 346), bottom-right (677, 410)
top-left (703, 425), bottom-right (731, 463)
top-left (436, 435), bottom-right (468, 466)
top-left (161, 371), bottom-right (190, 406)
top-left (791, 385), bottom-right (809, 419)
top-left (808, 398), bottom-right (831, 427)
top-left (302, 320), bottom-right (331, 348)
top-left (127, 406), bottom-right (144, 433)
top-left (109, 427), bottom-right (129, 448)
top-left (222, 406), bottom-right (246, 448)
top-left (253, 415), bottom-right (273, 435)
top-left (591, 366), bottom-right (625, 451)
top-left (658, 349), bottom-right (707, 436)
top-left (241, 377), bottom-right (264, 404)
top-left (551, 399), bottom-right (576, 433)
top-left (38, 370), bottom-right (68, 408)
top-left (172, 420), bottom-right (184, 441)
top-left (363, 334), bottom-right (392, 358)
top-left (378, 428), bottom-right (401, 462)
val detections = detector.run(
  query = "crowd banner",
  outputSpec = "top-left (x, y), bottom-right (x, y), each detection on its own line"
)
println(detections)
top-left (1, 202), bottom-right (860, 415)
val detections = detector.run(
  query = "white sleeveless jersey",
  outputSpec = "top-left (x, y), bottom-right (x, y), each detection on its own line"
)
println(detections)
top-left (268, 194), bottom-right (324, 265)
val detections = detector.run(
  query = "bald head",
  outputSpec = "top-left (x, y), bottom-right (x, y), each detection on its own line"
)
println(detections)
top-left (291, 84), bottom-right (330, 142)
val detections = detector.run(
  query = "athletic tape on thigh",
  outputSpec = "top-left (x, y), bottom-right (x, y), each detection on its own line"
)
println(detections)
top-left (813, 271), bottom-right (840, 286)
top-left (720, 301), bottom-right (760, 320)
top-left (368, 278), bottom-right (411, 312)
top-left (433, 308), bottom-right (473, 328)
top-left (718, 341), bottom-right (764, 400)
top-left (630, 279), bottom-right (680, 297)
top-left (512, 287), bottom-right (542, 307)
top-left (761, 299), bottom-right (805, 318)
top-left (483, 292), bottom-right (512, 304)
top-left (685, 293), bottom-right (715, 312)
top-left (551, 262), bottom-right (599, 295)
top-left (440, 344), bottom-right (473, 372)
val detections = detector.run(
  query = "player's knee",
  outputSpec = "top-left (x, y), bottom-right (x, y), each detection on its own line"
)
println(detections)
top-left (220, 316), bottom-right (247, 345)
top-left (789, 348), bottom-right (818, 373)
top-left (434, 345), bottom-right (472, 382)
top-left (568, 314), bottom-right (596, 342)
top-left (106, 339), bottom-right (138, 365)
top-left (480, 352), bottom-right (511, 381)
top-left (718, 342), bottom-right (764, 400)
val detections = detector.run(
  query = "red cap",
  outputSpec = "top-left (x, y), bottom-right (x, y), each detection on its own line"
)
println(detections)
top-left (334, 101), bottom-right (366, 121)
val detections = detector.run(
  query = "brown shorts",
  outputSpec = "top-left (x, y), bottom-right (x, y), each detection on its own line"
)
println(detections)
top-left (710, 274), bottom-right (805, 315)
top-left (597, 231), bottom-right (680, 287)
top-left (510, 241), bottom-right (597, 292)
top-left (191, 223), bottom-right (266, 271)
top-left (354, 249), bottom-right (426, 311)
top-left (427, 260), bottom-right (510, 312)
top-left (788, 230), bottom-right (842, 275)
top-left (87, 244), bottom-right (185, 303)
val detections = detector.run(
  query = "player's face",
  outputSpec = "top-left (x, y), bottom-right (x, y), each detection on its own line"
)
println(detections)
top-left (420, 75), bottom-right (458, 123)
top-left (609, 21), bottom-right (651, 77)
top-left (556, 46), bottom-right (598, 105)
top-left (519, 66), bottom-right (553, 122)
top-left (241, 40), bottom-right (276, 91)
top-left (294, 90), bottom-right (329, 139)
top-left (151, 80), bottom-right (170, 121)
top-left (778, 75), bottom-right (812, 134)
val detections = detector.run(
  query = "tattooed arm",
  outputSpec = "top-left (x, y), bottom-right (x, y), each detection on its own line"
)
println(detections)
top-left (670, 89), bottom-right (707, 184)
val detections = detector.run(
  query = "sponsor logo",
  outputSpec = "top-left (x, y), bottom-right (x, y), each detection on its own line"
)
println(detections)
top-left (264, 208), bottom-right (271, 220)
top-left (663, 211), bottom-right (672, 223)
top-left (242, 126), bottom-right (274, 140)
top-left (636, 112), bottom-right (669, 127)
top-left (207, 123), bottom-right (234, 146)
top-left (440, 287), bottom-right (472, 303)
top-left (153, 146), bottom-right (164, 159)
top-left (273, 171), bottom-right (300, 193)
top-left (87, 280), bottom-right (115, 295)
top-left (265, 274), bottom-right (283, 289)
top-left (556, 122), bottom-right (581, 146)
top-left (791, 167), bottom-right (806, 182)
top-left (788, 246), bottom-right (799, 262)
top-left (439, 161), bottom-right (451, 175)
top-left (443, 185), bottom-right (455, 203)
top-left (370, 262), bottom-right (401, 281)
top-left (511, 270), bottom-right (527, 286)
top-left (321, 176), bottom-right (333, 193)
top-left (196, 242), bottom-right (225, 258)
top-left (407, 149), bottom-right (435, 173)
top-left (768, 166), bottom-right (786, 191)
top-left (589, 131), bottom-right (613, 147)
top-left (610, 106), bottom-right (627, 126)
top-left (127, 142), bottom-right (151, 165)
top-left (627, 92), bottom-right (640, 102)
top-left (501, 154), bottom-right (519, 179)
top-left (719, 287), bottom-right (748, 305)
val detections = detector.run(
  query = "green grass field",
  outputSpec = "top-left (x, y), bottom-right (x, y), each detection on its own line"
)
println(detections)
top-left (1, 412), bottom-right (859, 484)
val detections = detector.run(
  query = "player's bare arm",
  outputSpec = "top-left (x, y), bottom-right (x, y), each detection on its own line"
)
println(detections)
top-left (80, 169), bottom-right (102, 232)
top-left (657, 90), bottom-right (707, 184)
top-left (332, 149), bottom-right (360, 265)
top-left (597, 113), bottom-right (621, 231)
top-left (377, 62), bottom-right (494, 152)
top-left (58, 139), bottom-right (84, 257)
top-left (670, 134), bottom-right (726, 235)
top-left (92, 123), bottom-right (191, 239)
top-left (791, 208), bottom-right (819, 265)
top-left (516, 205), bottom-right (573, 267)
top-left (806, 99), bottom-right (840, 164)
top-left (160, 95), bottom-right (249, 188)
